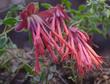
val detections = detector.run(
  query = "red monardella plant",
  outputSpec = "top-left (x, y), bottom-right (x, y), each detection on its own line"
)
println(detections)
top-left (15, 3), bottom-right (103, 75)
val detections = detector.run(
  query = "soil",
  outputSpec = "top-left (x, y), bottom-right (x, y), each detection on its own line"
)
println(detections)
top-left (0, 46), bottom-right (110, 84)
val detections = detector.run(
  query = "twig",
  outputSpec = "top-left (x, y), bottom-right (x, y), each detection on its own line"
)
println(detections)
top-left (70, 20), bottom-right (82, 28)
top-left (56, 71), bottom-right (68, 84)
top-left (0, 27), bottom-right (15, 37)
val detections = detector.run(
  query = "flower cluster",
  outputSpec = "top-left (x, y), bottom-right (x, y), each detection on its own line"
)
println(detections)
top-left (15, 3), bottom-right (103, 75)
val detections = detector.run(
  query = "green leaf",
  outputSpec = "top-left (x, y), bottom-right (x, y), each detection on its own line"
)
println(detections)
top-left (106, 9), bottom-right (110, 18)
top-left (0, 36), bottom-right (8, 49)
top-left (90, 28), bottom-right (102, 34)
top-left (69, 9), bottom-right (78, 14)
top-left (100, 0), bottom-right (106, 3)
top-left (41, 3), bottom-right (52, 9)
top-left (65, 1), bottom-right (72, 9)
top-left (3, 17), bottom-right (17, 26)
top-left (17, 4), bottom-right (25, 10)
top-left (23, 64), bottom-right (34, 75)
top-left (40, 70), bottom-right (46, 81)
top-left (62, 0), bottom-right (72, 9)
top-left (0, 48), bottom-right (5, 56)
top-left (78, 5), bottom-right (86, 11)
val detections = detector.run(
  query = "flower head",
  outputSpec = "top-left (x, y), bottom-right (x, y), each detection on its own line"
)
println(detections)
top-left (68, 27), bottom-right (103, 75)
top-left (39, 5), bottom-right (71, 57)
top-left (15, 3), bottom-right (37, 31)
top-left (39, 5), bottom-right (103, 75)
top-left (15, 3), bottom-right (60, 73)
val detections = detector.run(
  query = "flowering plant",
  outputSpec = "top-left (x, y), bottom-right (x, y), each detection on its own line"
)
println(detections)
top-left (15, 3), bottom-right (103, 75)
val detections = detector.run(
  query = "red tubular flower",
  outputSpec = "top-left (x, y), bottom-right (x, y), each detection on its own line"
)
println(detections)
top-left (39, 5), bottom-right (71, 57)
top-left (15, 3), bottom-right (61, 73)
top-left (15, 3), bottom-right (103, 75)
top-left (68, 27), bottom-right (103, 75)
top-left (41, 5), bottom-right (70, 36)
top-left (15, 3), bottom-right (37, 31)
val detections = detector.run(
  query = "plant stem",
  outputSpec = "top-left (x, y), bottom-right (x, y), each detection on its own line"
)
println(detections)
top-left (0, 27), bottom-right (15, 37)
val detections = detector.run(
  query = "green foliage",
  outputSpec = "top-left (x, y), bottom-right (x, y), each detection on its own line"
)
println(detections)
top-left (61, 0), bottom-right (72, 9)
top-left (41, 3), bottom-right (52, 9)
top-left (0, 35), bottom-right (8, 49)
top-left (62, 0), bottom-right (110, 36)
top-left (78, 5), bottom-right (86, 11)
top-left (3, 17), bottom-right (17, 26)
top-left (40, 69), bottom-right (46, 82)
top-left (23, 64), bottom-right (34, 75)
